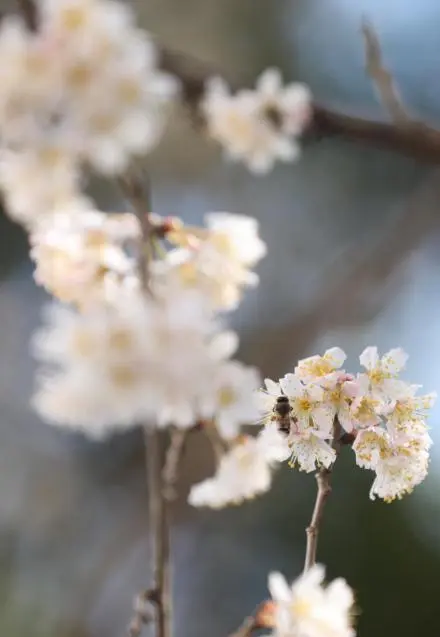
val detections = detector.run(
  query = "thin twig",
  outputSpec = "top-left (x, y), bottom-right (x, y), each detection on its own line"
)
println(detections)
top-left (162, 429), bottom-right (188, 502)
top-left (202, 420), bottom-right (228, 464)
top-left (303, 467), bottom-right (333, 571)
top-left (361, 19), bottom-right (410, 125)
top-left (118, 169), bottom-right (154, 292)
top-left (304, 419), bottom-right (342, 571)
top-left (16, 0), bottom-right (38, 30)
top-left (159, 40), bottom-right (440, 163)
top-left (120, 168), bottom-right (170, 637)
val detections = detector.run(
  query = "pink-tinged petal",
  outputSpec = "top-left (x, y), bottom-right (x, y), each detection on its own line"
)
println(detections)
top-left (264, 378), bottom-right (281, 397)
top-left (341, 379), bottom-right (361, 400)
top-left (324, 347), bottom-right (346, 368)
top-left (382, 347), bottom-right (408, 374)
top-left (359, 346), bottom-right (378, 371)
top-left (268, 572), bottom-right (291, 603)
top-left (280, 373), bottom-right (304, 398)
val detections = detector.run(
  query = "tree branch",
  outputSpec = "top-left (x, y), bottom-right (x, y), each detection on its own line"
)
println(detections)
top-left (16, 0), bottom-right (38, 30)
top-left (304, 419), bottom-right (342, 571)
top-left (159, 44), bottom-right (440, 164)
top-left (303, 467), bottom-right (333, 571)
top-left (361, 19), bottom-right (409, 125)
top-left (120, 168), bottom-right (171, 637)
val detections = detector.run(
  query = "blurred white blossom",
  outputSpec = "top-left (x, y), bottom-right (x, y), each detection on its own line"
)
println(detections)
top-left (267, 566), bottom-right (355, 637)
top-left (30, 208), bottom-right (140, 306)
top-left (0, 0), bottom-right (177, 225)
top-left (32, 284), bottom-right (259, 435)
top-left (155, 212), bottom-right (266, 311)
top-left (203, 69), bottom-right (311, 174)
top-left (188, 429), bottom-right (285, 508)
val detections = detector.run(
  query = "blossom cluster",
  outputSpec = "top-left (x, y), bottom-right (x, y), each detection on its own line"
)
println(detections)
top-left (256, 346), bottom-right (435, 502)
top-left (203, 69), bottom-right (312, 174)
top-left (267, 566), bottom-right (355, 637)
top-left (32, 210), bottom-right (267, 439)
top-left (0, 0), bottom-right (177, 228)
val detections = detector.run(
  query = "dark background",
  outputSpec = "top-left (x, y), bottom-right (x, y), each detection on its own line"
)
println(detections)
top-left (1, 0), bottom-right (440, 635)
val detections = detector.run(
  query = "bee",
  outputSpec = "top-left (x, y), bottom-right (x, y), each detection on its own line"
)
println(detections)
top-left (272, 395), bottom-right (293, 435)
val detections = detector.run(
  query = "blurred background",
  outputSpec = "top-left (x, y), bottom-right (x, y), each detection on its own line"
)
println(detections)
top-left (1, 0), bottom-right (440, 635)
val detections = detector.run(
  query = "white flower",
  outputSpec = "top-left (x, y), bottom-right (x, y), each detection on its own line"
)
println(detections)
top-left (257, 422), bottom-right (291, 463)
top-left (32, 286), bottom-right (253, 434)
top-left (201, 360), bottom-right (262, 440)
top-left (253, 377), bottom-right (283, 420)
top-left (203, 69), bottom-right (311, 174)
top-left (384, 384), bottom-right (437, 438)
top-left (0, 146), bottom-right (84, 228)
top-left (287, 432), bottom-right (336, 473)
top-left (157, 212), bottom-right (266, 311)
top-left (359, 346), bottom-right (408, 400)
top-left (295, 347), bottom-right (346, 383)
top-left (268, 566), bottom-right (355, 637)
top-left (0, 0), bottom-right (178, 227)
top-left (353, 426), bottom-right (432, 501)
top-left (30, 208), bottom-right (140, 306)
top-left (188, 435), bottom-right (276, 508)
top-left (280, 374), bottom-right (334, 435)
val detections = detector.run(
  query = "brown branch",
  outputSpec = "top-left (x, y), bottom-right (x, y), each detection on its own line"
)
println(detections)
top-left (16, 0), bottom-right (38, 30)
top-left (162, 428), bottom-right (188, 502)
top-left (118, 169), bottom-right (154, 293)
top-left (304, 468), bottom-right (333, 571)
top-left (304, 419), bottom-right (342, 571)
top-left (120, 168), bottom-right (171, 637)
top-left (159, 46), bottom-right (440, 164)
top-left (361, 20), bottom-right (409, 125)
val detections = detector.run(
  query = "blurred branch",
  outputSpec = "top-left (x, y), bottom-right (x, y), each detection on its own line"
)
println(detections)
top-left (361, 20), bottom-right (410, 124)
top-left (162, 429), bottom-right (188, 502)
top-left (16, 0), bottom-right (37, 30)
top-left (159, 44), bottom-right (440, 163)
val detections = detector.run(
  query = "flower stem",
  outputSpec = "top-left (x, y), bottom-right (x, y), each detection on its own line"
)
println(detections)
top-left (304, 418), bottom-right (342, 571)
top-left (304, 467), bottom-right (333, 571)
top-left (120, 167), bottom-right (171, 637)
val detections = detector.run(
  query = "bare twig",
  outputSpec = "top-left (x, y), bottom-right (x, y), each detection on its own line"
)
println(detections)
top-left (159, 42), bottom-right (440, 163)
top-left (304, 419), bottom-right (342, 571)
top-left (120, 168), bottom-right (171, 637)
top-left (361, 20), bottom-right (410, 125)
top-left (202, 420), bottom-right (228, 464)
top-left (304, 467), bottom-right (333, 571)
top-left (118, 169), bottom-right (154, 292)
top-left (16, 0), bottom-right (38, 30)
top-left (162, 428), bottom-right (188, 503)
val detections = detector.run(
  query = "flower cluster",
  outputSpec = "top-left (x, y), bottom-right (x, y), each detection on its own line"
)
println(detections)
top-left (256, 346), bottom-right (435, 501)
top-left (32, 286), bottom-right (261, 439)
top-left (154, 211), bottom-right (267, 311)
top-left (30, 208), bottom-right (140, 307)
top-left (0, 0), bottom-right (177, 227)
top-left (189, 426), bottom-right (290, 508)
top-left (267, 565), bottom-right (355, 637)
top-left (203, 69), bottom-right (312, 174)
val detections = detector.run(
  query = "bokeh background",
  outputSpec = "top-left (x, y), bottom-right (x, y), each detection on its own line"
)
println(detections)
top-left (1, 0), bottom-right (440, 635)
